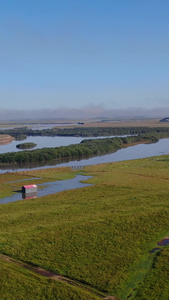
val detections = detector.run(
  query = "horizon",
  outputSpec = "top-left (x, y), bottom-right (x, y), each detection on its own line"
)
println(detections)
top-left (1, 106), bottom-right (169, 121)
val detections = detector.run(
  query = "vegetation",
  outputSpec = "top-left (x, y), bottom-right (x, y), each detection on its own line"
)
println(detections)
top-left (0, 258), bottom-right (100, 300)
top-left (2, 125), bottom-right (169, 138)
top-left (16, 142), bottom-right (37, 149)
top-left (134, 247), bottom-right (169, 299)
top-left (1, 157), bottom-right (169, 298)
top-left (0, 167), bottom-right (74, 198)
top-left (15, 134), bottom-right (27, 141)
top-left (1, 130), bottom-right (169, 166)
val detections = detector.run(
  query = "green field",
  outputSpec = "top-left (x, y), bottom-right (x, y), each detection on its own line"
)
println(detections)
top-left (1, 156), bottom-right (169, 299)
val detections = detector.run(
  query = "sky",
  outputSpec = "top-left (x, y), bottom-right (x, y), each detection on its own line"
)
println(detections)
top-left (0, 0), bottom-right (169, 119)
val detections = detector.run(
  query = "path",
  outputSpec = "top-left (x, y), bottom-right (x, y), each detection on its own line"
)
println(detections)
top-left (0, 253), bottom-right (118, 300)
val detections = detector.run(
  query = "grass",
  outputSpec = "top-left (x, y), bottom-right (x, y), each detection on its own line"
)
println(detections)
top-left (0, 259), bottom-right (100, 300)
top-left (0, 167), bottom-right (74, 198)
top-left (134, 247), bottom-right (169, 299)
top-left (1, 156), bottom-right (169, 298)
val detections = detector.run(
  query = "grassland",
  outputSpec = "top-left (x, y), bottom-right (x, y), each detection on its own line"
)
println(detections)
top-left (67, 118), bottom-right (169, 128)
top-left (0, 257), bottom-right (101, 300)
top-left (1, 157), bottom-right (169, 299)
top-left (1, 117), bottom-right (169, 131)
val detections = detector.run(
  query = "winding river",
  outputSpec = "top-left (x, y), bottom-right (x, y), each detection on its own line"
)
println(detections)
top-left (0, 135), bottom-right (122, 153)
top-left (1, 137), bottom-right (169, 204)
top-left (0, 137), bottom-right (169, 173)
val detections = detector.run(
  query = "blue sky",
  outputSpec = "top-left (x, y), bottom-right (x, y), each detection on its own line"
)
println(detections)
top-left (0, 0), bottom-right (169, 117)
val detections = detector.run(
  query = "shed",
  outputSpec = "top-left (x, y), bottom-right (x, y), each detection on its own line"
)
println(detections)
top-left (22, 184), bottom-right (37, 194)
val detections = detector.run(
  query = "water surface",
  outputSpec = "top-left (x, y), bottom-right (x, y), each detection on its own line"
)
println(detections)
top-left (0, 175), bottom-right (93, 204)
top-left (0, 135), bottom-right (119, 153)
top-left (1, 138), bottom-right (169, 173)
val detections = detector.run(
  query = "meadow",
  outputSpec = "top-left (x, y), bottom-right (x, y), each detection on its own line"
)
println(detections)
top-left (0, 156), bottom-right (169, 299)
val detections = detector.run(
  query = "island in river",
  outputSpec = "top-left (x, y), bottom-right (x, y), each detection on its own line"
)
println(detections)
top-left (16, 142), bottom-right (37, 150)
top-left (0, 128), bottom-right (167, 167)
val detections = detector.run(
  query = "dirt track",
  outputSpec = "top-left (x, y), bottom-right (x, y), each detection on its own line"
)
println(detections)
top-left (0, 253), bottom-right (118, 300)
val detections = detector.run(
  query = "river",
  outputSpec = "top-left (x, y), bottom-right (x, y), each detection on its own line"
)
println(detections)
top-left (0, 175), bottom-right (93, 204)
top-left (0, 135), bottom-right (119, 153)
top-left (0, 122), bottom-right (77, 131)
top-left (0, 137), bottom-right (169, 173)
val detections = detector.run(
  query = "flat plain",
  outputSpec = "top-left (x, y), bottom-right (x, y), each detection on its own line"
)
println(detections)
top-left (1, 118), bottom-right (169, 129)
top-left (1, 154), bottom-right (169, 299)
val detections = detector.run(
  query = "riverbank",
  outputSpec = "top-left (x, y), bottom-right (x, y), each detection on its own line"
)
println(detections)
top-left (0, 174), bottom-right (93, 204)
top-left (0, 132), bottom-right (163, 168)
top-left (0, 134), bottom-right (14, 145)
top-left (1, 136), bottom-right (169, 173)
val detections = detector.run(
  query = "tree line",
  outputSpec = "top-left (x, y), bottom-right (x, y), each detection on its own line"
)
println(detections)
top-left (1, 126), bottom-right (169, 138)
top-left (0, 130), bottom-right (168, 166)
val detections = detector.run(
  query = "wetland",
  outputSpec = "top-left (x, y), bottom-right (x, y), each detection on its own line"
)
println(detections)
top-left (1, 123), bottom-right (169, 299)
top-left (1, 156), bottom-right (169, 299)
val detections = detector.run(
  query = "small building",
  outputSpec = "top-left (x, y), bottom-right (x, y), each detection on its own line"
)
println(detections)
top-left (22, 184), bottom-right (37, 194)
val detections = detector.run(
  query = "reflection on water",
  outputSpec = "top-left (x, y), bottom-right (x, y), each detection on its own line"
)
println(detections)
top-left (0, 135), bottom-right (120, 153)
top-left (1, 138), bottom-right (169, 174)
top-left (0, 136), bottom-right (86, 153)
top-left (0, 140), bottom-right (13, 146)
top-left (22, 192), bottom-right (37, 199)
top-left (0, 175), bottom-right (93, 204)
